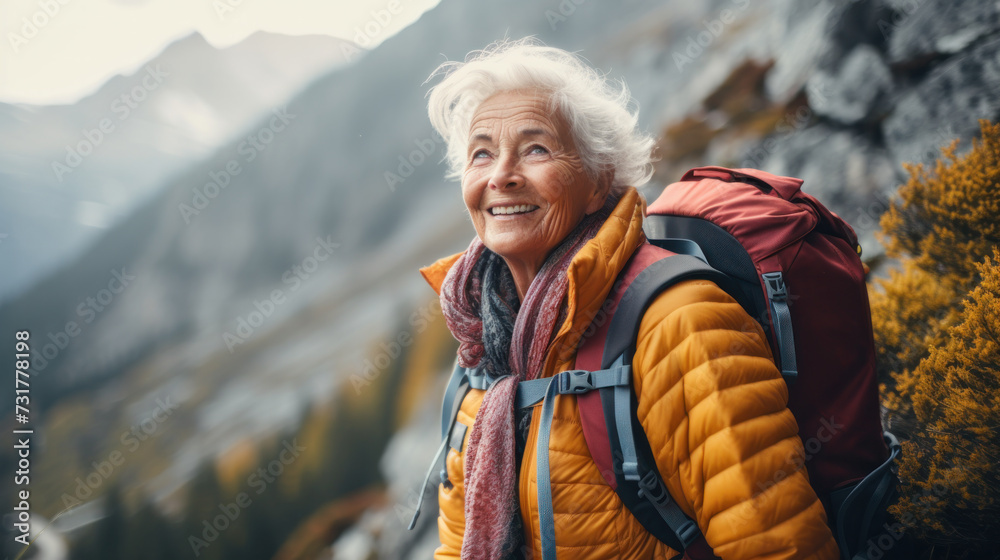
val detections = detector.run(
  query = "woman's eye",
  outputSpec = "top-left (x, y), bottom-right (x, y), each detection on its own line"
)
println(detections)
top-left (472, 149), bottom-right (490, 160)
top-left (529, 145), bottom-right (549, 155)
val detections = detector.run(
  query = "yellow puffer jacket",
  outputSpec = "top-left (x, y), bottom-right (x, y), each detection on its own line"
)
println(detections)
top-left (419, 187), bottom-right (839, 559)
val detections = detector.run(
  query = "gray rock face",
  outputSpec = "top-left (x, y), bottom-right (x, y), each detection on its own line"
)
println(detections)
top-left (757, 124), bottom-right (900, 254)
top-left (765, 0), bottom-right (834, 103)
top-left (883, 35), bottom-right (1000, 167)
top-left (808, 44), bottom-right (893, 125)
top-left (715, 0), bottom-right (1000, 260)
top-left (884, 0), bottom-right (1000, 62)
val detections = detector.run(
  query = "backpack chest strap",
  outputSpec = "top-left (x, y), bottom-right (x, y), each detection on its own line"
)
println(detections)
top-left (514, 365), bottom-right (631, 409)
top-left (526, 363), bottom-right (631, 560)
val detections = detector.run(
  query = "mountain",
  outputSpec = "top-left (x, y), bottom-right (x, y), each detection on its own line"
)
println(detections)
top-left (0, 31), bottom-right (355, 302)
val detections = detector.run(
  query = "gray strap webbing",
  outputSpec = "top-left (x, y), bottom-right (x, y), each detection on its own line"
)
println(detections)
top-left (604, 355), bottom-right (702, 547)
top-left (598, 253), bottom-right (717, 550)
top-left (515, 367), bottom-right (631, 409)
top-left (608, 354), bottom-right (641, 482)
top-left (762, 271), bottom-right (797, 383)
top-left (533, 367), bottom-right (631, 560)
top-left (410, 363), bottom-right (470, 532)
top-left (636, 470), bottom-right (702, 549)
top-left (515, 378), bottom-right (551, 409)
top-left (536, 375), bottom-right (562, 560)
top-left (440, 362), bottom-right (467, 438)
top-left (449, 422), bottom-right (468, 453)
top-left (771, 297), bottom-right (796, 378)
top-left (407, 437), bottom-right (449, 530)
top-left (437, 379), bottom-right (471, 493)
top-left (467, 366), bottom-right (494, 390)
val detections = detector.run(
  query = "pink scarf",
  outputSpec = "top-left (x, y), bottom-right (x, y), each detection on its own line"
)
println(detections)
top-left (439, 194), bottom-right (617, 559)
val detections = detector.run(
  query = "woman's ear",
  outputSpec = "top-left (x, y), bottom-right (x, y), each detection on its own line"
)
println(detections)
top-left (585, 169), bottom-right (614, 215)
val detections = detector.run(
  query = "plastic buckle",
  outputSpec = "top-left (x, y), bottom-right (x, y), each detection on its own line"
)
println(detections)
top-left (637, 471), bottom-right (700, 549)
top-left (762, 271), bottom-right (787, 301)
top-left (440, 469), bottom-right (452, 490)
top-left (637, 470), bottom-right (671, 506)
top-left (676, 520), bottom-right (701, 549)
top-left (558, 370), bottom-right (594, 394)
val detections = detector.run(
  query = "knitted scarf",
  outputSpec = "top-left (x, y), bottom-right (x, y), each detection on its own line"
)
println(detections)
top-left (439, 193), bottom-right (618, 559)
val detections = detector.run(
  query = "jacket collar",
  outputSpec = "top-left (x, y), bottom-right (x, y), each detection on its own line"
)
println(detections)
top-left (551, 187), bottom-right (647, 367)
top-left (419, 187), bottom-right (647, 369)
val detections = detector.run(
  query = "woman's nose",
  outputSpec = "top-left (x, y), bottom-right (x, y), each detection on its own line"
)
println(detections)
top-left (488, 154), bottom-right (524, 190)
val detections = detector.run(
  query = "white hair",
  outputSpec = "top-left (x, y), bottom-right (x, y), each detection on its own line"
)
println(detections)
top-left (425, 37), bottom-right (656, 193)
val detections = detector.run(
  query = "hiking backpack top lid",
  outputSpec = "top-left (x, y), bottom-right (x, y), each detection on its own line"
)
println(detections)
top-left (647, 166), bottom-right (854, 262)
top-left (644, 166), bottom-right (887, 495)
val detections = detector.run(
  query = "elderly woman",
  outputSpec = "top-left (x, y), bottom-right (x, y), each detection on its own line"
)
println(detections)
top-left (418, 38), bottom-right (838, 560)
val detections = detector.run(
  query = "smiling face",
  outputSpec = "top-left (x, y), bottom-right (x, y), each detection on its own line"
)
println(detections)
top-left (461, 89), bottom-right (608, 293)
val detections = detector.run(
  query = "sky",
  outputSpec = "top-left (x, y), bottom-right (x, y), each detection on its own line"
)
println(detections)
top-left (0, 0), bottom-right (442, 105)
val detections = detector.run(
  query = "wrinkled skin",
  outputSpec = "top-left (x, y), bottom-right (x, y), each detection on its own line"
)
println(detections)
top-left (461, 89), bottom-right (610, 300)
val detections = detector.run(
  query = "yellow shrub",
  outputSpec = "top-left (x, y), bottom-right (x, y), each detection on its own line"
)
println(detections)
top-left (870, 120), bottom-right (1000, 555)
top-left (895, 250), bottom-right (1000, 546)
top-left (879, 121), bottom-right (1000, 278)
top-left (872, 121), bottom-right (1000, 398)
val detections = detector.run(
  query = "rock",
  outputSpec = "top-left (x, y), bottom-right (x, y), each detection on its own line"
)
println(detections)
top-left (754, 124), bottom-right (900, 256)
top-left (807, 44), bottom-right (893, 125)
top-left (765, 0), bottom-right (834, 102)
top-left (766, 0), bottom-right (897, 105)
top-left (825, 0), bottom-right (896, 51)
top-left (883, 36), bottom-right (1000, 168)
top-left (883, 0), bottom-right (1000, 63)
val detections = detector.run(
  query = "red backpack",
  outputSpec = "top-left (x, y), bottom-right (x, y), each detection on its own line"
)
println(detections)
top-left (645, 165), bottom-right (890, 496)
top-left (564, 166), bottom-right (901, 559)
top-left (411, 166), bottom-right (901, 560)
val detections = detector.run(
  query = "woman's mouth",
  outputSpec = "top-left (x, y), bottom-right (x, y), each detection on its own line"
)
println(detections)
top-left (490, 204), bottom-right (539, 216)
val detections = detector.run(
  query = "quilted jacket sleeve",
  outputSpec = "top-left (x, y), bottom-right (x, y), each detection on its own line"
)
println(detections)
top-left (632, 279), bottom-right (839, 560)
top-left (434, 390), bottom-right (484, 559)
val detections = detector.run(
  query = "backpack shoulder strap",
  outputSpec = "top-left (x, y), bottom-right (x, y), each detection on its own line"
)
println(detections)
top-left (600, 249), bottom-right (738, 369)
top-left (407, 360), bottom-right (472, 530)
top-left (576, 241), bottom-right (733, 558)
